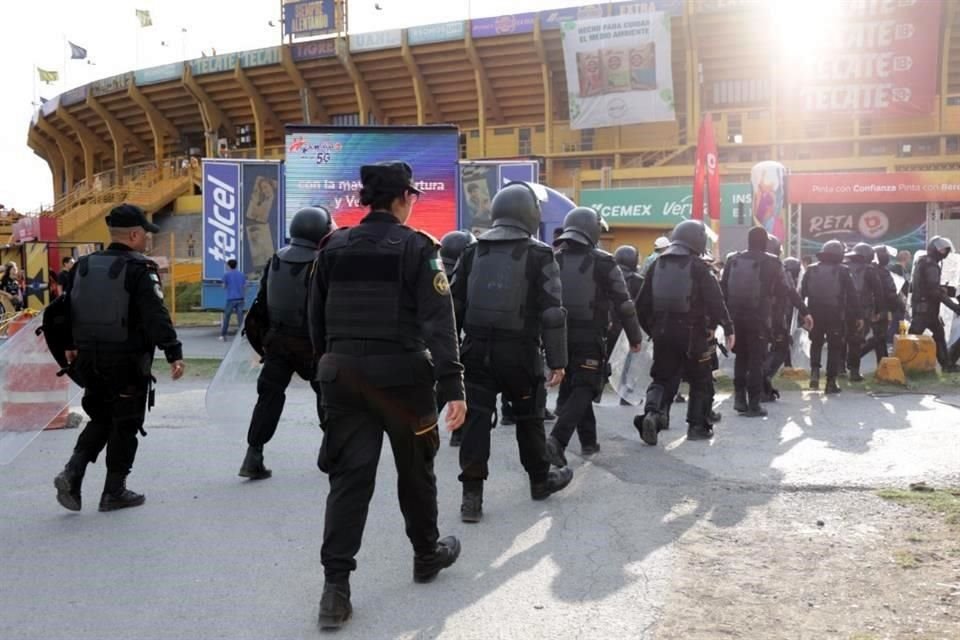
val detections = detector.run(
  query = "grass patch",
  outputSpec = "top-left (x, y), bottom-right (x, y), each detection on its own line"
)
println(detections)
top-left (877, 486), bottom-right (960, 526)
top-left (172, 311), bottom-right (222, 328)
top-left (152, 357), bottom-right (222, 379)
top-left (892, 549), bottom-right (919, 569)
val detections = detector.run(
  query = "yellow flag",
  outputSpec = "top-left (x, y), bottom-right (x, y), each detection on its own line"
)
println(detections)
top-left (135, 9), bottom-right (152, 27)
top-left (37, 68), bottom-right (59, 84)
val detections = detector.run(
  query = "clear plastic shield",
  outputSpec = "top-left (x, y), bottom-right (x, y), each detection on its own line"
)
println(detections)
top-left (204, 333), bottom-right (318, 431)
top-left (0, 315), bottom-right (82, 465)
top-left (940, 253), bottom-right (960, 345)
top-left (714, 327), bottom-right (735, 378)
top-left (608, 331), bottom-right (652, 406)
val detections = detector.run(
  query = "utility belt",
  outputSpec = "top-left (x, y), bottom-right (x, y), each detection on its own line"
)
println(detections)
top-left (326, 338), bottom-right (419, 356)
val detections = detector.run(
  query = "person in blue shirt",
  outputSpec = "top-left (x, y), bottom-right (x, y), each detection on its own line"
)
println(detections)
top-left (221, 259), bottom-right (247, 341)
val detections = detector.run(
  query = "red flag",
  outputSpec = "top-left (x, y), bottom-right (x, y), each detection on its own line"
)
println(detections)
top-left (692, 114), bottom-right (721, 245)
top-left (692, 120), bottom-right (707, 222)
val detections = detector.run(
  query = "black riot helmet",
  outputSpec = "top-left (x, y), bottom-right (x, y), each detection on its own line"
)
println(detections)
top-left (490, 182), bottom-right (541, 236)
top-left (816, 239), bottom-right (845, 263)
top-left (290, 206), bottom-right (335, 244)
top-left (783, 257), bottom-right (801, 280)
top-left (556, 206), bottom-right (607, 247)
top-left (670, 219), bottom-right (708, 255)
top-left (873, 244), bottom-right (895, 266)
top-left (850, 242), bottom-right (875, 263)
top-left (766, 234), bottom-right (782, 257)
top-left (927, 235), bottom-right (954, 261)
top-left (614, 245), bottom-right (639, 271)
top-left (439, 230), bottom-right (477, 269)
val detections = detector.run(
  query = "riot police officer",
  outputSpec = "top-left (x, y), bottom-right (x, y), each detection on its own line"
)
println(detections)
top-left (634, 220), bottom-right (734, 444)
top-left (800, 240), bottom-right (861, 393)
top-left (439, 229), bottom-right (476, 447)
top-left (607, 244), bottom-right (644, 359)
top-left (843, 243), bottom-right (884, 382)
top-left (860, 245), bottom-right (903, 366)
top-left (308, 162), bottom-right (466, 629)
top-left (722, 228), bottom-right (810, 416)
top-left (452, 182), bottom-right (572, 524)
top-left (545, 209), bottom-right (643, 467)
top-left (54, 204), bottom-right (184, 513)
top-left (238, 207), bottom-right (334, 480)
top-left (764, 255), bottom-right (803, 393)
top-left (909, 236), bottom-right (960, 372)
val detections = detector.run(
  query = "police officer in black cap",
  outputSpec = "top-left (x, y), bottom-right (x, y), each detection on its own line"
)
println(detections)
top-left (859, 245), bottom-right (903, 366)
top-left (844, 243), bottom-right (885, 381)
top-left (607, 244), bottom-right (644, 359)
top-left (238, 206), bottom-right (335, 480)
top-left (452, 182), bottom-right (572, 524)
top-left (545, 208), bottom-right (643, 466)
top-left (800, 240), bottom-right (862, 393)
top-left (54, 203), bottom-right (184, 513)
top-left (308, 162), bottom-right (466, 630)
top-left (909, 236), bottom-right (960, 372)
top-left (438, 229), bottom-right (476, 448)
top-left (764, 255), bottom-right (803, 392)
top-left (722, 227), bottom-right (811, 416)
top-left (635, 220), bottom-right (734, 444)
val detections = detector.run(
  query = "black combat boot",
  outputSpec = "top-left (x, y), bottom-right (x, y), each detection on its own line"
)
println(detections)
top-left (675, 393), bottom-right (686, 403)
top-left (449, 429), bottom-right (463, 447)
top-left (849, 365), bottom-right (864, 383)
top-left (545, 435), bottom-right (567, 468)
top-left (825, 378), bottom-right (842, 395)
top-left (238, 446), bottom-right (272, 480)
top-left (742, 396), bottom-right (768, 418)
top-left (54, 453), bottom-right (88, 512)
top-left (687, 423), bottom-right (714, 440)
top-left (98, 472), bottom-right (145, 512)
top-left (318, 581), bottom-right (352, 630)
top-left (580, 442), bottom-right (600, 456)
top-left (733, 388), bottom-right (748, 413)
top-left (531, 467), bottom-right (574, 500)
top-left (543, 408), bottom-right (557, 422)
top-left (687, 395), bottom-right (717, 438)
top-left (413, 536), bottom-right (461, 583)
top-left (708, 409), bottom-right (722, 424)
top-left (761, 379), bottom-right (780, 403)
top-left (460, 483), bottom-right (483, 523)
top-left (634, 412), bottom-right (658, 446)
top-left (809, 367), bottom-right (821, 390)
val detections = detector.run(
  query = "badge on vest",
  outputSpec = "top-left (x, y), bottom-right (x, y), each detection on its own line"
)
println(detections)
top-left (150, 272), bottom-right (164, 300)
top-left (429, 258), bottom-right (443, 272)
top-left (433, 271), bottom-right (450, 295)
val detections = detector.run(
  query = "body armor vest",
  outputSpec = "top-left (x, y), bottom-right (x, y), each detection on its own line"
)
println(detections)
top-left (847, 263), bottom-right (873, 313)
top-left (557, 250), bottom-right (603, 340)
top-left (806, 263), bottom-right (842, 310)
top-left (70, 254), bottom-right (132, 348)
top-left (652, 256), bottom-right (693, 314)
top-left (324, 224), bottom-right (421, 346)
top-left (266, 242), bottom-right (316, 336)
top-left (725, 254), bottom-right (762, 315)
top-left (464, 240), bottom-right (532, 334)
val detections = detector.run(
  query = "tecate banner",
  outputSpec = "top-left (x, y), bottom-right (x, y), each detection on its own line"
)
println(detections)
top-left (284, 126), bottom-right (459, 240)
top-left (202, 161), bottom-right (241, 280)
top-left (561, 12), bottom-right (676, 130)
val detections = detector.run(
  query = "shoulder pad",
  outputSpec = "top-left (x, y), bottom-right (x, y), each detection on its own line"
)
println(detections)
top-left (593, 250), bottom-right (617, 267)
top-left (527, 238), bottom-right (553, 253)
top-left (321, 228), bottom-right (351, 249)
top-left (414, 229), bottom-right (440, 248)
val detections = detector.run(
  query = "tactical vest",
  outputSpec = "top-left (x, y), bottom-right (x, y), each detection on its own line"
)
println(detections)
top-left (652, 256), bottom-right (693, 314)
top-left (557, 250), bottom-right (603, 340)
top-left (847, 263), bottom-right (873, 313)
top-left (623, 269), bottom-right (643, 300)
top-left (806, 263), bottom-right (842, 310)
top-left (70, 254), bottom-right (132, 348)
top-left (725, 254), bottom-right (762, 315)
top-left (324, 225), bottom-right (422, 346)
top-left (266, 242), bottom-right (316, 336)
top-left (464, 239), bottom-right (533, 334)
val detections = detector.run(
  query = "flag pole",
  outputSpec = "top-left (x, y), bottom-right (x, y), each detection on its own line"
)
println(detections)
top-left (62, 34), bottom-right (68, 88)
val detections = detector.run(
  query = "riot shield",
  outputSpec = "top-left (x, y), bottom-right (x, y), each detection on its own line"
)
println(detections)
top-left (608, 330), bottom-right (652, 406)
top-left (205, 333), bottom-right (318, 431)
top-left (940, 253), bottom-right (960, 345)
top-left (0, 314), bottom-right (82, 465)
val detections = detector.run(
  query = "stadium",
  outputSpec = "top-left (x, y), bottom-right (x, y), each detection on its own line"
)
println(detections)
top-left (12, 0), bottom-right (960, 308)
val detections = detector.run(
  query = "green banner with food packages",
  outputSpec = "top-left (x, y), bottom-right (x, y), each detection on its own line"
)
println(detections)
top-left (581, 184), bottom-right (753, 226)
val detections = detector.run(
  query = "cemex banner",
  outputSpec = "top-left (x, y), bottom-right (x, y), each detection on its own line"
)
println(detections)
top-left (285, 125), bottom-right (459, 240)
top-left (561, 12), bottom-right (675, 130)
top-left (789, 171), bottom-right (960, 204)
top-left (783, 0), bottom-right (942, 116)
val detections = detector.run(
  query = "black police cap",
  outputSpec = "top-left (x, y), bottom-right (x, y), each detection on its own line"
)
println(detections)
top-left (105, 203), bottom-right (160, 233)
top-left (360, 161), bottom-right (422, 197)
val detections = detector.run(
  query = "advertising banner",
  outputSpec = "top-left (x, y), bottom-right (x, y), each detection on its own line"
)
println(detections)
top-left (189, 47), bottom-right (281, 76)
top-left (783, 0), bottom-right (942, 116)
top-left (59, 85), bottom-right (88, 106)
top-left (285, 126), bottom-right (459, 239)
top-left (751, 161), bottom-right (787, 241)
top-left (135, 62), bottom-right (183, 86)
top-left (408, 21), bottom-right (466, 45)
top-left (692, 114), bottom-right (721, 242)
top-left (581, 184), bottom-right (752, 227)
top-left (800, 202), bottom-right (926, 257)
top-left (471, 13), bottom-right (537, 38)
top-left (459, 161), bottom-right (539, 232)
top-left (561, 12), bottom-right (675, 130)
top-left (789, 171), bottom-right (960, 204)
top-left (290, 39), bottom-right (336, 61)
top-left (202, 161), bottom-right (241, 280)
top-left (283, 0), bottom-right (336, 39)
top-left (349, 30), bottom-right (402, 52)
top-left (90, 72), bottom-right (133, 97)
top-left (240, 162), bottom-right (283, 276)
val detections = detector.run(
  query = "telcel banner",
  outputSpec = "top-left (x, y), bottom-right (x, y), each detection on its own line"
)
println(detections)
top-left (202, 161), bottom-right (241, 280)
top-left (561, 12), bottom-right (675, 130)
